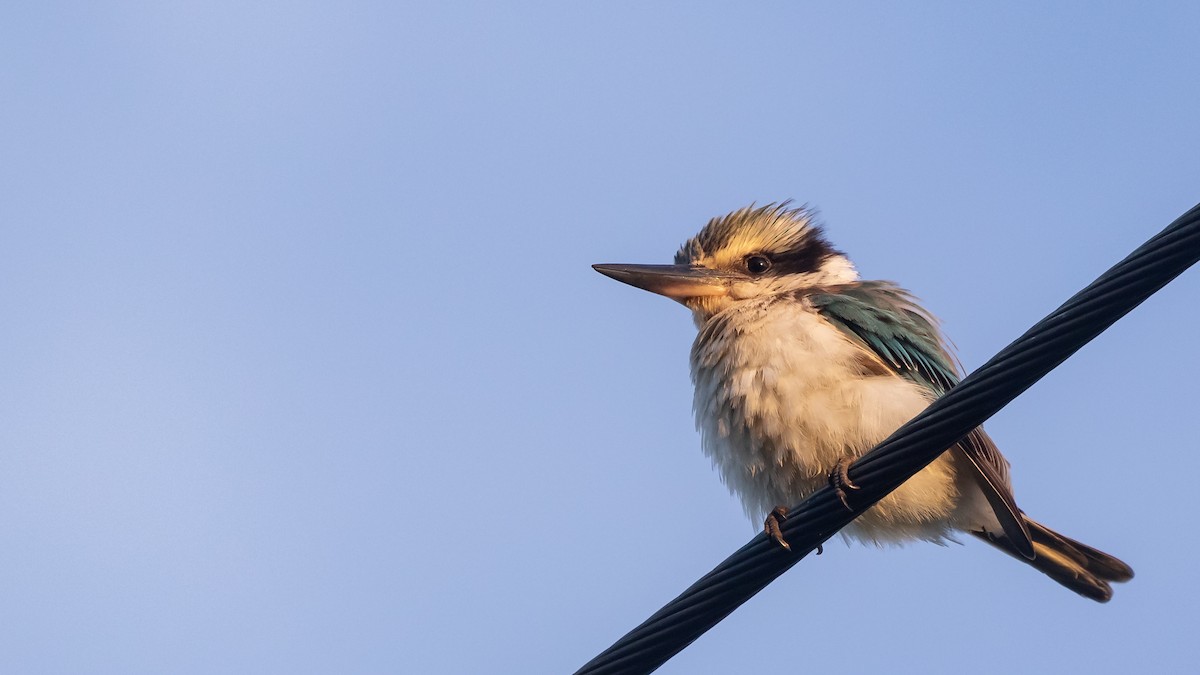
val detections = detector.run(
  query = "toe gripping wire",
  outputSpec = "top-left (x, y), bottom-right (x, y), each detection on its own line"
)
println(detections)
top-left (575, 202), bottom-right (1200, 675)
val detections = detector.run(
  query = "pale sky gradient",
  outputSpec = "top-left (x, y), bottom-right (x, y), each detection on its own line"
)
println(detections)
top-left (3, 3), bottom-right (1199, 674)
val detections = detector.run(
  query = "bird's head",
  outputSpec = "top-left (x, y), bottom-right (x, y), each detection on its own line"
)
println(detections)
top-left (594, 203), bottom-right (857, 323)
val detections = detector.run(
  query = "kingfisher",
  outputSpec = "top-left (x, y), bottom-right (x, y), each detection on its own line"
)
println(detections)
top-left (594, 203), bottom-right (1133, 602)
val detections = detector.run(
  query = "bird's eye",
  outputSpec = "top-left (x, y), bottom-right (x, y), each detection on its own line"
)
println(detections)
top-left (745, 254), bottom-right (772, 275)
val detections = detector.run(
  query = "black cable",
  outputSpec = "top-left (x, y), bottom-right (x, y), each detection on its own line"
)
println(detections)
top-left (576, 202), bottom-right (1200, 675)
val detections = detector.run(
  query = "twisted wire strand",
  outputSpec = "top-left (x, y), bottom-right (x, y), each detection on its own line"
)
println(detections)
top-left (576, 202), bottom-right (1200, 675)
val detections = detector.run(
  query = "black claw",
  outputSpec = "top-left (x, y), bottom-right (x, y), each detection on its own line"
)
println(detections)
top-left (835, 488), bottom-right (853, 511)
top-left (830, 457), bottom-right (861, 511)
top-left (764, 506), bottom-right (791, 551)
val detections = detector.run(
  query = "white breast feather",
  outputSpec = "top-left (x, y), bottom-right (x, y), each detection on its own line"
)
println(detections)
top-left (691, 298), bottom-right (993, 546)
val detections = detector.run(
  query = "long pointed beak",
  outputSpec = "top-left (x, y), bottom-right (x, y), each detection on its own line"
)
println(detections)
top-left (592, 263), bottom-right (735, 301)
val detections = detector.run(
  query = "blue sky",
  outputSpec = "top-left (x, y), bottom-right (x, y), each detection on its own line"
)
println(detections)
top-left (3, 3), bottom-right (1199, 673)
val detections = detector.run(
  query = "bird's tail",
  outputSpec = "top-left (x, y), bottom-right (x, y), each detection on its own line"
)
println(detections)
top-left (973, 517), bottom-right (1134, 602)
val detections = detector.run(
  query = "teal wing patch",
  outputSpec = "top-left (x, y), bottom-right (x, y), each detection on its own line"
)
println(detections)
top-left (810, 282), bottom-right (1034, 558)
top-left (808, 282), bottom-right (959, 395)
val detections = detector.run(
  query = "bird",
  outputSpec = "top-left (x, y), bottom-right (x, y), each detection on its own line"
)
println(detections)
top-left (593, 202), bottom-right (1133, 602)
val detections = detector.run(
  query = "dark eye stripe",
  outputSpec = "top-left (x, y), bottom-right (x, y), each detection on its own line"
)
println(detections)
top-left (770, 237), bottom-right (836, 274)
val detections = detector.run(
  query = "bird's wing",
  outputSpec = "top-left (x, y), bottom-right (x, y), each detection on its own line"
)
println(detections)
top-left (809, 282), bottom-right (1034, 558)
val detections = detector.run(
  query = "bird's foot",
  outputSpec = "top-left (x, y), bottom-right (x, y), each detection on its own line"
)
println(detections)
top-left (829, 457), bottom-right (861, 511)
top-left (764, 506), bottom-right (795, 552)
top-left (764, 505), bottom-right (825, 554)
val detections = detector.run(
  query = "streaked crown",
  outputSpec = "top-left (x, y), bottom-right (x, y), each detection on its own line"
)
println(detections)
top-left (677, 202), bottom-right (852, 281)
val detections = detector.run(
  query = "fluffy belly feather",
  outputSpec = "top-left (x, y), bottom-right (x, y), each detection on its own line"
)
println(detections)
top-left (691, 300), bottom-right (988, 546)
